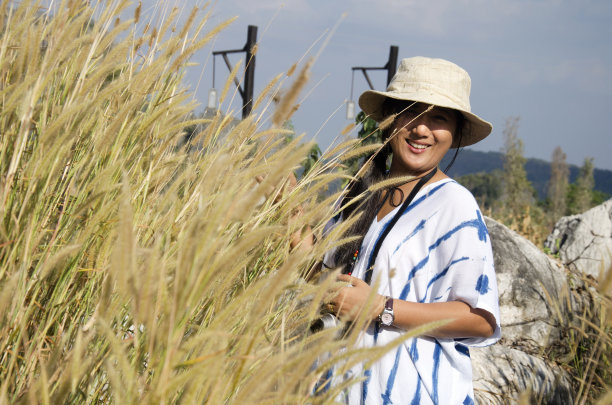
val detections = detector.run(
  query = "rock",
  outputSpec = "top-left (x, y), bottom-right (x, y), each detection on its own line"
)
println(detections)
top-left (469, 218), bottom-right (576, 404)
top-left (485, 217), bottom-right (568, 352)
top-left (544, 199), bottom-right (612, 280)
top-left (472, 345), bottom-right (574, 405)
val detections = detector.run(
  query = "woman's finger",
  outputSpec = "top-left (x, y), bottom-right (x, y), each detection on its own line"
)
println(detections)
top-left (337, 274), bottom-right (353, 284)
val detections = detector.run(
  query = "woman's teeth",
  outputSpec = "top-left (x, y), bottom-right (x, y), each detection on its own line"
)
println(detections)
top-left (407, 140), bottom-right (428, 149)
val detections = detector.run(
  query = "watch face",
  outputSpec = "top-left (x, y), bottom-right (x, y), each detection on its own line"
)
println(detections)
top-left (381, 312), bottom-right (393, 326)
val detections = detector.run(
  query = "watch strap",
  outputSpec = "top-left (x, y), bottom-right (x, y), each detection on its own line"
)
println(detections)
top-left (385, 296), bottom-right (393, 311)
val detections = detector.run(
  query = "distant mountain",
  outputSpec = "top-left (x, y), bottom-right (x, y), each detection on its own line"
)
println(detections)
top-left (442, 150), bottom-right (612, 199)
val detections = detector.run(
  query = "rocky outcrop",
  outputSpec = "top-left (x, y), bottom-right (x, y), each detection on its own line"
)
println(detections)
top-left (485, 218), bottom-right (568, 349)
top-left (544, 199), bottom-right (612, 280)
top-left (472, 345), bottom-right (573, 404)
top-left (471, 217), bottom-right (576, 404)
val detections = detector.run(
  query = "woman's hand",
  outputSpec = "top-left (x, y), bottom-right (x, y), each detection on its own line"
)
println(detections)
top-left (329, 274), bottom-right (384, 322)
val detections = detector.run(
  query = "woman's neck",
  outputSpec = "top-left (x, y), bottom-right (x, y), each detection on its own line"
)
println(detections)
top-left (388, 166), bottom-right (447, 194)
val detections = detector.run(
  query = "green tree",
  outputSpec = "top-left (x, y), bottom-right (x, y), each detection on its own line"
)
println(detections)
top-left (301, 143), bottom-right (322, 176)
top-left (568, 157), bottom-right (595, 214)
top-left (500, 117), bottom-right (534, 217)
top-left (547, 146), bottom-right (569, 223)
top-left (457, 170), bottom-right (503, 210)
top-left (345, 111), bottom-right (383, 175)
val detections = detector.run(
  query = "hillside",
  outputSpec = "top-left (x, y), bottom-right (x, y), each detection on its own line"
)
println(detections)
top-left (442, 150), bottom-right (612, 198)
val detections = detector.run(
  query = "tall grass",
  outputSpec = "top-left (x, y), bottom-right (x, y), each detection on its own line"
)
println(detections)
top-left (3, 1), bottom-right (609, 404)
top-left (0, 1), bottom-right (423, 403)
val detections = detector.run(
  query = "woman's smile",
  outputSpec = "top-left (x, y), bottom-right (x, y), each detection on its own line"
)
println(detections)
top-left (406, 139), bottom-right (430, 152)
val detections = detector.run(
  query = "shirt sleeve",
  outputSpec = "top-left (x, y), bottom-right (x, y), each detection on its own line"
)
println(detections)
top-left (426, 184), bottom-right (501, 347)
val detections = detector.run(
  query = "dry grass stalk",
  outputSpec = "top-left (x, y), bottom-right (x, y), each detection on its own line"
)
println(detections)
top-left (271, 59), bottom-right (313, 127)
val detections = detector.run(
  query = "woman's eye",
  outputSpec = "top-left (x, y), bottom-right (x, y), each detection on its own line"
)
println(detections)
top-left (400, 111), bottom-right (419, 121)
top-left (434, 114), bottom-right (449, 122)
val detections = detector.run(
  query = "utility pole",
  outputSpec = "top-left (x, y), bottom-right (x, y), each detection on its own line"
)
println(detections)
top-left (212, 25), bottom-right (258, 119)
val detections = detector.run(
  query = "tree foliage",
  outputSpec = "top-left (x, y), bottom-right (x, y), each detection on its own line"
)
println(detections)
top-left (457, 170), bottom-right (503, 210)
top-left (500, 117), bottom-right (536, 217)
top-left (344, 111), bottom-right (383, 176)
top-left (547, 146), bottom-right (569, 222)
top-left (568, 157), bottom-right (596, 214)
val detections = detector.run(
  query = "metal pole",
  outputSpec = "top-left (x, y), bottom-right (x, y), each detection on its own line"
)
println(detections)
top-left (386, 45), bottom-right (399, 85)
top-left (243, 25), bottom-right (257, 118)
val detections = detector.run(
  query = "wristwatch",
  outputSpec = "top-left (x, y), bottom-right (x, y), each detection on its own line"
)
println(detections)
top-left (378, 296), bottom-right (394, 326)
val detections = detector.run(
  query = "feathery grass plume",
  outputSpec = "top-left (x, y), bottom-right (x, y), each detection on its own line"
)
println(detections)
top-left (367, 175), bottom-right (417, 193)
top-left (220, 59), bottom-right (242, 107)
top-left (271, 59), bottom-right (313, 127)
top-left (377, 113), bottom-right (397, 131)
top-left (338, 142), bottom-right (383, 164)
top-left (341, 122), bottom-right (356, 136)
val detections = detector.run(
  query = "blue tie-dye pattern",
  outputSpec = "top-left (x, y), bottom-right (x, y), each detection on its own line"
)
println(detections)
top-left (474, 210), bottom-right (488, 242)
top-left (381, 347), bottom-right (402, 405)
top-left (409, 338), bottom-right (419, 362)
top-left (434, 286), bottom-right (452, 301)
top-left (359, 323), bottom-right (381, 401)
top-left (399, 212), bottom-right (488, 300)
top-left (463, 394), bottom-right (475, 405)
top-left (312, 368), bottom-right (333, 395)
top-left (432, 342), bottom-right (442, 404)
top-left (392, 219), bottom-right (427, 255)
top-left (419, 257), bottom-right (469, 303)
top-left (475, 274), bottom-right (490, 295)
top-left (410, 380), bottom-right (422, 405)
top-left (362, 368), bottom-right (372, 403)
top-left (364, 182), bottom-right (451, 273)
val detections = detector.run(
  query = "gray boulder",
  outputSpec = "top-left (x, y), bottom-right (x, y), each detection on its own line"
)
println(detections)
top-left (472, 345), bottom-right (573, 405)
top-left (544, 199), bottom-right (612, 280)
top-left (485, 217), bottom-right (568, 350)
top-left (470, 217), bottom-right (575, 404)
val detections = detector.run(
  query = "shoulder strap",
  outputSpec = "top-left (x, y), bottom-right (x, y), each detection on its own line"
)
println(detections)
top-left (364, 167), bottom-right (437, 285)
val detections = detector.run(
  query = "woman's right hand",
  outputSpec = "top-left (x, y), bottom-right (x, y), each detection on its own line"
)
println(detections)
top-left (329, 274), bottom-right (384, 322)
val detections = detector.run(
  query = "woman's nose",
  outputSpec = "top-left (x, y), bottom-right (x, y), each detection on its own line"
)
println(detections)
top-left (412, 120), bottom-right (432, 136)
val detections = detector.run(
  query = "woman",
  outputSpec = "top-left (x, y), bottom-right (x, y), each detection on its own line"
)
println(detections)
top-left (323, 57), bottom-right (500, 404)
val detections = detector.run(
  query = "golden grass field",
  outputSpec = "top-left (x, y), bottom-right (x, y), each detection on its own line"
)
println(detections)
top-left (0, 1), bottom-right (609, 404)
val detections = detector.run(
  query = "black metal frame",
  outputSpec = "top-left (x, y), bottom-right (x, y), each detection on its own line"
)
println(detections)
top-left (212, 25), bottom-right (257, 119)
top-left (350, 45), bottom-right (399, 99)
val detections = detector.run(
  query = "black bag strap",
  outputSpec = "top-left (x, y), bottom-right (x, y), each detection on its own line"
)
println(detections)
top-left (363, 167), bottom-right (437, 285)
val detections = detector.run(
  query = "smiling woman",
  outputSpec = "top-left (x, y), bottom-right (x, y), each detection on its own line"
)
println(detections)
top-left (323, 57), bottom-right (501, 404)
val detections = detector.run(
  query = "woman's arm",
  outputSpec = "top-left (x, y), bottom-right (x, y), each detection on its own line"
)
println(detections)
top-left (331, 274), bottom-right (496, 339)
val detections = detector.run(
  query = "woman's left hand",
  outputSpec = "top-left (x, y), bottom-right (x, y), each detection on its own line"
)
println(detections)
top-left (329, 274), bottom-right (384, 322)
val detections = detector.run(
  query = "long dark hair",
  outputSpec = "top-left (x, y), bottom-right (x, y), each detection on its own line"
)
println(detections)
top-left (333, 99), bottom-right (464, 271)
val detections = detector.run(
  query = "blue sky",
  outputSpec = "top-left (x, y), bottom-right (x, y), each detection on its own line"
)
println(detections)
top-left (136, 0), bottom-right (612, 170)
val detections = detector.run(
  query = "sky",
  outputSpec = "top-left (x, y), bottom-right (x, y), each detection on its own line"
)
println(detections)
top-left (133, 0), bottom-right (612, 170)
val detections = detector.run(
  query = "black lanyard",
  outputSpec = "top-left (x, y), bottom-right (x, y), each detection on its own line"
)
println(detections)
top-left (363, 167), bottom-right (438, 285)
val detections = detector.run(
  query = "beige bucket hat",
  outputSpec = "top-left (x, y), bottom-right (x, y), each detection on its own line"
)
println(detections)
top-left (358, 56), bottom-right (492, 147)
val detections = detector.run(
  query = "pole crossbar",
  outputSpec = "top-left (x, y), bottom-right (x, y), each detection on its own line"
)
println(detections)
top-left (212, 49), bottom-right (245, 55)
top-left (346, 45), bottom-right (399, 119)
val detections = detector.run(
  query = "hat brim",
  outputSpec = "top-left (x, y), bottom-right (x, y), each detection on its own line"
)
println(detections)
top-left (358, 90), bottom-right (492, 148)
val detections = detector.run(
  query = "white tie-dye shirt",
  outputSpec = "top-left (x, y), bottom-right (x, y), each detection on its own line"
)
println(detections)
top-left (323, 178), bottom-right (501, 404)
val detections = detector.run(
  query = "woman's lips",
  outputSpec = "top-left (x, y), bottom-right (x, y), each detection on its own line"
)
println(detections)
top-left (406, 139), bottom-right (430, 153)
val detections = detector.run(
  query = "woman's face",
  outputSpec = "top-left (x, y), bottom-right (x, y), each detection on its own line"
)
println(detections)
top-left (387, 102), bottom-right (458, 177)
